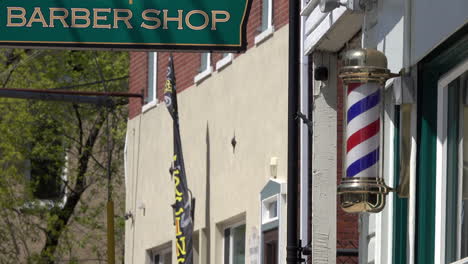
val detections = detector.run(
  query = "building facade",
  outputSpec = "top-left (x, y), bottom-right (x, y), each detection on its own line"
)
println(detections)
top-left (302, 0), bottom-right (468, 263)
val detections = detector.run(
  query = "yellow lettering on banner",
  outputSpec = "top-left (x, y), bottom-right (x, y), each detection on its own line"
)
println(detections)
top-left (173, 169), bottom-right (180, 176)
top-left (174, 208), bottom-right (184, 216)
top-left (211, 10), bottom-right (230, 30)
top-left (141, 9), bottom-right (161, 29)
top-left (174, 176), bottom-right (183, 197)
top-left (93, 8), bottom-right (111, 29)
top-left (26, 7), bottom-right (48, 28)
top-left (49, 8), bottom-right (69, 28)
top-left (7, 7), bottom-right (27, 27)
top-left (185, 10), bottom-right (209, 30)
top-left (71, 8), bottom-right (91, 28)
top-left (177, 258), bottom-right (186, 263)
top-left (163, 9), bottom-right (184, 30)
top-left (113, 9), bottom-right (133, 29)
top-left (176, 236), bottom-right (187, 256)
top-left (175, 196), bottom-right (183, 202)
top-left (175, 217), bottom-right (182, 236)
top-left (173, 155), bottom-right (177, 161)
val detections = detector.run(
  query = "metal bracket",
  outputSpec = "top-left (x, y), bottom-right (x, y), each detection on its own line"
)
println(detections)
top-left (296, 112), bottom-right (313, 131)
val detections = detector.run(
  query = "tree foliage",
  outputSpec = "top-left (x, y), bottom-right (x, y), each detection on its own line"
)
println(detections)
top-left (0, 49), bottom-right (128, 263)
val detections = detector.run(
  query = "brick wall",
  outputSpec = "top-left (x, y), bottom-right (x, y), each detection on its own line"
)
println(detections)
top-left (128, 0), bottom-right (289, 119)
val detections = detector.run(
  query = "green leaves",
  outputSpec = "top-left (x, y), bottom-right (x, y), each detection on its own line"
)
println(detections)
top-left (0, 49), bottom-right (129, 263)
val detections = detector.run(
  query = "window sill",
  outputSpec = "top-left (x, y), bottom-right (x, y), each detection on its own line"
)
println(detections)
top-left (254, 26), bottom-right (275, 46)
top-left (194, 66), bottom-right (213, 84)
top-left (216, 54), bottom-right (233, 71)
top-left (262, 216), bottom-right (279, 225)
top-left (142, 100), bottom-right (158, 113)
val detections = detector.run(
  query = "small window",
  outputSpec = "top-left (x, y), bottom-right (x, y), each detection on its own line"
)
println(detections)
top-left (255, 0), bottom-right (274, 45)
top-left (224, 223), bottom-right (246, 264)
top-left (143, 52), bottom-right (158, 111)
top-left (150, 246), bottom-right (172, 264)
top-left (194, 53), bottom-right (213, 84)
top-left (262, 195), bottom-right (279, 224)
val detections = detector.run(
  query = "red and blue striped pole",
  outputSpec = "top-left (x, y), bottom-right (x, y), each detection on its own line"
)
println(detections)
top-left (346, 82), bottom-right (381, 180)
top-left (338, 49), bottom-right (398, 213)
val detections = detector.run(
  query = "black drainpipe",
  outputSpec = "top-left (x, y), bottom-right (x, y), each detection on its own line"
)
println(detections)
top-left (286, 0), bottom-right (301, 263)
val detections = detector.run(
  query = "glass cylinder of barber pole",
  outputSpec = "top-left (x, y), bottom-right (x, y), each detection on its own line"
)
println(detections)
top-left (338, 49), bottom-right (394, 213)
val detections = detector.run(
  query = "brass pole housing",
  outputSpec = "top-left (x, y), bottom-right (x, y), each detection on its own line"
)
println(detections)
top-left (338, 48), bottom-right (396, 213)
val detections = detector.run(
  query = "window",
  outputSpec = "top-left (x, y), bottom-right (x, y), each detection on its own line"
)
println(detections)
top-left (254, 0), bottom-right (274, 45)
top-left (149, 246), bottom-right (172, 264)
top-left (194, 53), bottom-right (213, 84)
top-left (216, 53), bottom-right (233, 71)
top-left (224, 223), bottom-right (246, 264)
top-left (437, 62), bottom-right (468, 263)
top-left (262, 195), bottom-right (279, 224)
top-left (143, 52), bottom-right (158, 112)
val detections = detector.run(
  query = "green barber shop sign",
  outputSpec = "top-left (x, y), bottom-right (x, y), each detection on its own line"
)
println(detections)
top-left (0, 0), bottom-right (252, 51)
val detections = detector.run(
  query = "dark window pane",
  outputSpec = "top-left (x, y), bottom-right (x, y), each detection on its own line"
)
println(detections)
top-left (224, 228), bottom-right (231, 264)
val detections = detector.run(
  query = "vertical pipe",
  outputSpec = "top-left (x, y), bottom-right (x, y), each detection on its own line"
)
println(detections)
top-left (299, 0), bottom-right (310, 251)
top-left (287, 0), bottom-right (300, 263)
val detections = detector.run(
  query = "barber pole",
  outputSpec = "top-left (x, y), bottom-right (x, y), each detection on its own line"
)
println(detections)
top-left (338, 48), bottom-right (398, 213)
top-left (346, 82), bottom-right (381, 179)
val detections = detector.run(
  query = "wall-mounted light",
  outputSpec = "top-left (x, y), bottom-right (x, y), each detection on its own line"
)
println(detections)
top-left (270, 157), bottom-right (278, 179)
top-left (337, 48), bottom-right (399, 213)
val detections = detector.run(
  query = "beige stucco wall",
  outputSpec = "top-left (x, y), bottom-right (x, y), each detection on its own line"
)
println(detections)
top-left (125, 26), bottom-right (289, 264)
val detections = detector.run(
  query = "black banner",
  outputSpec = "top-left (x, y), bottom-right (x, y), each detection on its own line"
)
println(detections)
top-left (164, 55), bottom-right (194, 264)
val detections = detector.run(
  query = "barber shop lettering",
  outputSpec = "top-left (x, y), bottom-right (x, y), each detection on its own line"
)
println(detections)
top-left (6, 7), bottom-right (230, 31)
top-left (0, 0), bottom-right (252, 51)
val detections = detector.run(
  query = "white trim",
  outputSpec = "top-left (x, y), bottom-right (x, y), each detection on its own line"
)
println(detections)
top-left (408, 100), bottom-right (418, 264)
top-left (142, 100), bottom-right (158, 113)
top-left (216, 53), bottom-right (233, 71)
top-left (143, 52), bottom-right (158, 111)
top-left (407, 99), bottom-right (418, 264)
top-left (254, 26), bottom-right (275, 46)
top-left (436, 56), bottom-right (468, 264)
top-left (436, 66), bottom-right (449, 264)
top-left (457, 88), bottom-right (464, 260)
top-left (194, 66), bottom-right (213, 84)
top-left (300, 0), bottom-right (319, 16)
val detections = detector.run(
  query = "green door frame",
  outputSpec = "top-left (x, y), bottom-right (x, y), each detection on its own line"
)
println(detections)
top-left (416, 24), bottom-right (468, 264)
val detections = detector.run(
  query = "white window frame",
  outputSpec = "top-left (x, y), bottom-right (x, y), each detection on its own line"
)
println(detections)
top-left (216, 53), bottom-right (233, 71)
top-left (254, 0), bottom-right (274, 45)
top-left (143, 52), bottom-right (158, 113)
top-left (194, 53), bottom-right (213, 84)
top-left (223, 221), bottom-right (246, 264)
top-left (261, 194), bottom-right (279, 224)
top-left (436, 56), bottom-right (468, 264)
top-left (150, 245), bottom-right (172, 264)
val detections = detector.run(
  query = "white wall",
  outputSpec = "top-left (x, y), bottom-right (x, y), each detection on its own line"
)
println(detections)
top-left (125, 27), bottom-right (290, 264)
